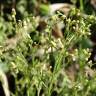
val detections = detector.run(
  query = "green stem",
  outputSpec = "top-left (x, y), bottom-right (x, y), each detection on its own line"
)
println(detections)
top-left (80, 0), bottom-right (84, 12)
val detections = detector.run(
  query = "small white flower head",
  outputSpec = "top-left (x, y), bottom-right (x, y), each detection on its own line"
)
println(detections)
top-left (12, 8), bottom-right (16, 18)
top-left (23, 20), bottom-right (27, 29)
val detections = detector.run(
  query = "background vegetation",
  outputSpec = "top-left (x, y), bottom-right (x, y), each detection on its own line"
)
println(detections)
top-left (0, 0), bottom-right (96, 96)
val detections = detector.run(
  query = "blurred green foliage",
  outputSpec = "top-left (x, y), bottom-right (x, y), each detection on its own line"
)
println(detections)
top-left (0, 0), bottom-right (96, 96)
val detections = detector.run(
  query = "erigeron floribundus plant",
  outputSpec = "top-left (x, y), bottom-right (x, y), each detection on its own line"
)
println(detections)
top-left (0, 6), bottom-right (96, 96)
